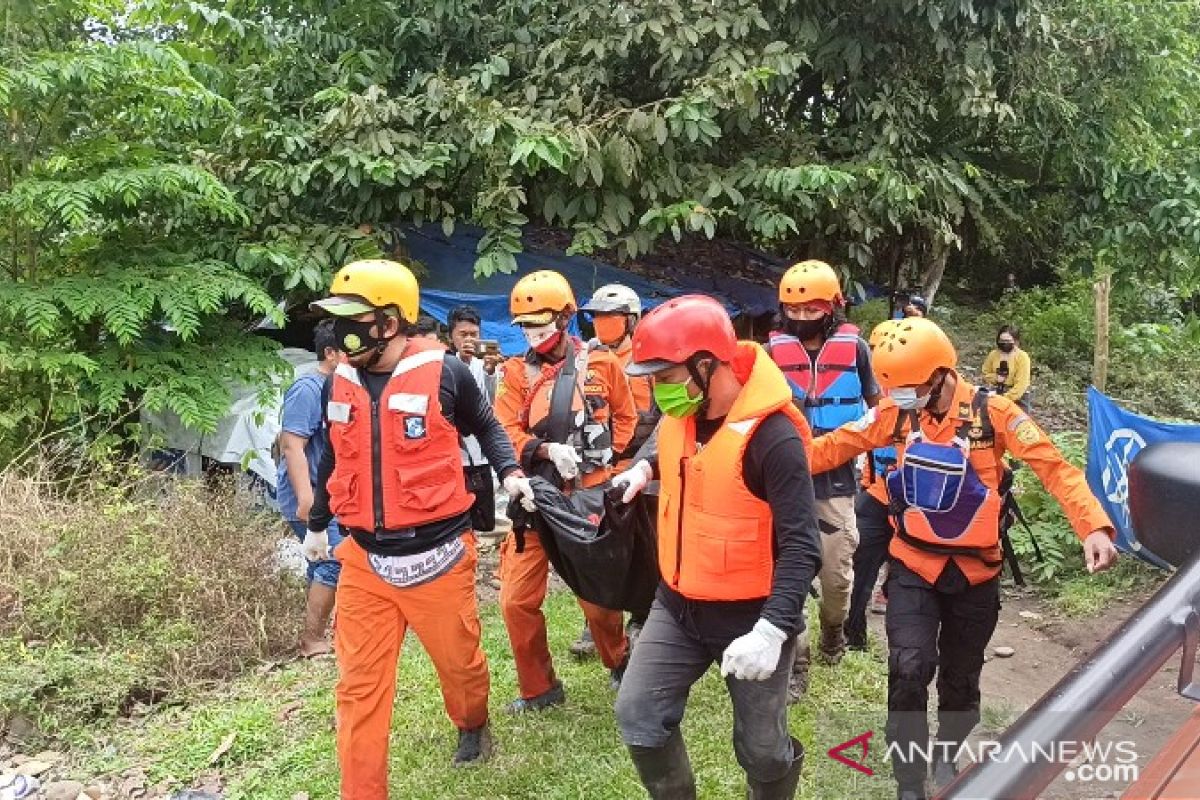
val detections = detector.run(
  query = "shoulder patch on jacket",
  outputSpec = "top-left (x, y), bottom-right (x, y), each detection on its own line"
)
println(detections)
top-left (1013, 417), bottom-right (1041, 446)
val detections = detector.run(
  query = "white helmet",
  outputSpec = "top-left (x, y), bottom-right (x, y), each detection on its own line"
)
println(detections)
top-left (580, 283), bottom-right (642, 318)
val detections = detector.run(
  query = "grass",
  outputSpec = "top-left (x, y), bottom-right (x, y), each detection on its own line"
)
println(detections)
top-left (65, 592), bottom-right (898, 799)
top-left (1045, 558), bottom-right (1165, 618)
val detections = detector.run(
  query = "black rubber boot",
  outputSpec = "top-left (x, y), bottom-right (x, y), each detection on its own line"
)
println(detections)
top-left (627, 728), bottom-right (697, 800)
top-left (746, 736), bottom-right (804, 800)
top-left (505, 680), bottom-right (566, 713)
top-left (569, 624), bottom-right (597, 659)
top-left (452, 723), bottom-right (494, 766)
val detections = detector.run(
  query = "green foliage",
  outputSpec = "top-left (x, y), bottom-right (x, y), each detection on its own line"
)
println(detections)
top-left (4, 0), bottom-right (1200, 454)
top-left (988, 280), bottom-right (1200, 420)
top-left (1005, 432), bottom-right (1089, 583)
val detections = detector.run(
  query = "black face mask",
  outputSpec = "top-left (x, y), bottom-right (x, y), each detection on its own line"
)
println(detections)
top-left (997, 341), bottom-right (1015, 353)
top-left (784, 315), bottom-right (829, 340)
top-left (333, 313), bottom-right (394, 366)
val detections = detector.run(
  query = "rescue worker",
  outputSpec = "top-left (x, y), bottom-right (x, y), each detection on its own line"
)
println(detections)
top-left (565, 283), bottom-right (661, 658)
top-left (845, 319), bottom-right (902, 649)
top-left (494, 269), bottom-right (638, 709)
top-left (611, 294), bottom-right (823, 800)
top-left (306, 260), bottom-right (535, 797)
top-left (767, 260), bottom-right (881, 700)
top-left (808, 317), bottom-right (1118, 800)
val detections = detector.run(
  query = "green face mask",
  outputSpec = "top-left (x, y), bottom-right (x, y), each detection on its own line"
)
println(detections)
top-left (653, 377), bottom-right (704, 418)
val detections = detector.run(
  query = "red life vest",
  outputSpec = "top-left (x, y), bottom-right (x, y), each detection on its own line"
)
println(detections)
top-left (326, 339), bottom-right (473, 532)
top-left (767, 323), bottom-right (864, 433)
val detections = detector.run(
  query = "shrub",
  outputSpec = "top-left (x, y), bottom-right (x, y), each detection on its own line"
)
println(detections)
top-left (0, 462), bottom-right (301, 737)
top-left (1005, 432), bottom-right (1091, 583)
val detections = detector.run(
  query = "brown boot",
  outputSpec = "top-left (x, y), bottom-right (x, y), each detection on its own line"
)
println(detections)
top-left (300, 582), bottom-right (336, 657)
top-left (817, 623), bottom-right (846, 666)
top-left (787, 641), bottom-right (809, 704)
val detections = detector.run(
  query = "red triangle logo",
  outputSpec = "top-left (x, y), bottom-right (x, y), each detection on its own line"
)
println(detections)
top-left (827, 730), bottom-right (875, 776)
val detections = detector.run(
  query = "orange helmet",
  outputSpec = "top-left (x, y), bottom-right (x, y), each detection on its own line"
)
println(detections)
top-left (872, 317), bottom-right (957, 389)
top-left (868, 319), bottom-right (901, 350)
top-left (510, 270), bottom-right (576, 324)
top-left (778, 259), bottom-right (844, 305)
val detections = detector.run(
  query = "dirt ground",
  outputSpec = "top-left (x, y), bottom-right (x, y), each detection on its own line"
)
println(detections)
top-left (861, 582), bottom-right (1191, 799)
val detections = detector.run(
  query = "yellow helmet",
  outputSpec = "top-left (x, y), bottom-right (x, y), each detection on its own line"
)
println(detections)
top-left (510, 270), bottom-right (576, 324)
top-left (778, 259), bottom-right (844, 305)
top-left (872, 317), bottom-right (957, 389)
top-left (311, 259), bottom-right (420, 322)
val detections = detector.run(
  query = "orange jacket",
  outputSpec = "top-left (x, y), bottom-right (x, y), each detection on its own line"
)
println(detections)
top-left (612, 339), bottom-right (653, 414)
top-left (810, 374), bottom-right (1114, 584)
top-left (327, 338), bottom-right (473, 532)
top-left (658, 342), bottom-right (813, 601)
top-left (494, 340), bottom-right (637, 489)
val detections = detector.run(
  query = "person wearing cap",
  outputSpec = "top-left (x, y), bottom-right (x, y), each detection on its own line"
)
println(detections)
top-left (565, 283), bottom-right (661, 660)
top-left (807, 317), bottom-right (1117, 799)
top-left (493, 269), bottom-right (639, 710)
top-left (611, 294), bottom-right (823, 800)
top-left (306, 260), bottom-right (535, 796)
top-left (767, 259), bottom-right (881, 701)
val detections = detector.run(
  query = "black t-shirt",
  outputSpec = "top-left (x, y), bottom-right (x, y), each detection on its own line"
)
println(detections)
top-left (308, 353), bottom-right (519, 556)
top-left (657, 411), bottom-right (823, 641)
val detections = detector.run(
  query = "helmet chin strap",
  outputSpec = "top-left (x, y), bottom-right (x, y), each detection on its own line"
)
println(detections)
top-left (684, 356), bottom-right (716, 416)
top-left (364, 308), bottom-right (399, 369)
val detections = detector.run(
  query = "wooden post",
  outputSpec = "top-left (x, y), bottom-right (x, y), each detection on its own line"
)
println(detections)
top-left (1093, 272), bottom-right (1112, 392)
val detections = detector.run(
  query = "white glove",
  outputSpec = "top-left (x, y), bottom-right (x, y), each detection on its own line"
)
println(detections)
top-left (302, 529), bottom-right (331, 562)
top-left (545, 442), bottom-right (582, 480)
top-left (720, 619), bottom-right (788, 681)
top-left (612, 459), bottom-right (653, 503)
top-left (503, 473), bottom-right (537, 512)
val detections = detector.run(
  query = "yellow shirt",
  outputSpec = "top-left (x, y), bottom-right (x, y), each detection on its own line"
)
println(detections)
top-left (981, 347), bottom-right (1031, 402)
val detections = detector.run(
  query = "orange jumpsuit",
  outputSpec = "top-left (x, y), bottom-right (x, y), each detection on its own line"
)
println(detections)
top-left (810, 375), bottom-right (1113, 583)
top-left (610, 338), bottom-right (655, 468)
top-left (494, 343), bottom-right (638, 698)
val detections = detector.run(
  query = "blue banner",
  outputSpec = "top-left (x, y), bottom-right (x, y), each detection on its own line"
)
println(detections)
top-left (1086, 387), bottom-right (1200, 568)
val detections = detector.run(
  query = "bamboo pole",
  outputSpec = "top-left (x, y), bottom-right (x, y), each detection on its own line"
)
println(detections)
top-left (1093, 272), bottom-right (1112, 392)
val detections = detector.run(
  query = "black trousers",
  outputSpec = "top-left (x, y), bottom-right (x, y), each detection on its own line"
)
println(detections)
top-left (615, 598), bottom-right (798, 783)
top-left (884, 560), bottom-right (1001, 792)
top-left (844, 491), bottom-right (892, 645)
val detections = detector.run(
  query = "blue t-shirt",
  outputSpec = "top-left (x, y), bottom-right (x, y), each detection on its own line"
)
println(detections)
top-left (276, 373), bottom-right (327, 521)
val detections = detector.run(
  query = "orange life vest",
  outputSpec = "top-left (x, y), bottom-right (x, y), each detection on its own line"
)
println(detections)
top-left (886, 391), bottom-right (1005, 584)
top-left (326, 339), bottom-right (473, 532)
top-left (657, 342), bottom-right (813, 601)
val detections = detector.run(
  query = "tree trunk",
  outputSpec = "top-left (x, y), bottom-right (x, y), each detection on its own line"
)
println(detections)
top-left (1093, 272), bottom-right (1112, 392)
top-left (920, 234), bottom-right (951, 308)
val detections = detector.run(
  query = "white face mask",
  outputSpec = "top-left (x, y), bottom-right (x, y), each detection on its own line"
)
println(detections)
top-left (891, 387), bottom-right (930, 411)
top-left (522, 322), bottom-right (558, 349)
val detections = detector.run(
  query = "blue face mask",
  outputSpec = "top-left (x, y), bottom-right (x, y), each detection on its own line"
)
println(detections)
top-left (891, 387), bottom-right (930, 411)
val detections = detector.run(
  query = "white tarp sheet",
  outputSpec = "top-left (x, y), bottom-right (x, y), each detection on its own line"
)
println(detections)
top-left (141, 347), bottom-right (319, 488)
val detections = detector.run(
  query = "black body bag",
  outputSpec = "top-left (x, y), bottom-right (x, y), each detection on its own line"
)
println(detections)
top-left (510, 476), bottom-right (659, 617)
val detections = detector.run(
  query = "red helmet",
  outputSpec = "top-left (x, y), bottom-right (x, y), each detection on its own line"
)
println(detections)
top-left (627, 295), bottom-right (737, 376)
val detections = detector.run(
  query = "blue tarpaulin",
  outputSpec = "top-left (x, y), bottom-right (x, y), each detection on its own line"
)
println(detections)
top-left (1086, 387), bottom-right (1200, 568)
top-left (405, 224), bottom-right (773, 354)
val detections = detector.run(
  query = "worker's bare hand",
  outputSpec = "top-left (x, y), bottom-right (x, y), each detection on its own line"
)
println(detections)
top-left (483, 353), bottom-right (501, 374)
top-left (1084, 530), bottom-right (1118, 574)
